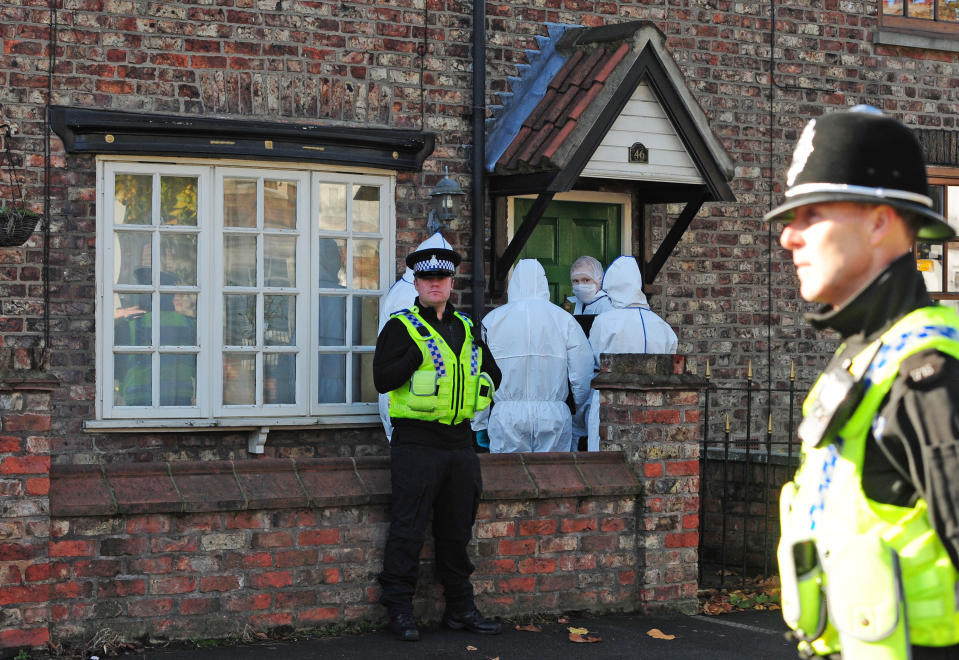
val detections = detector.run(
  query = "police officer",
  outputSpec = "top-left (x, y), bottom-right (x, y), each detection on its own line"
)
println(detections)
top-left (770, 106), bottom-right (959, 659)
top-left (373, 245), bottom-right (502, 642)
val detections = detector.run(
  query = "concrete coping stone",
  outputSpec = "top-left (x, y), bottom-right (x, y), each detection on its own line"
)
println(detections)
top-left (50, 451), bottom-right (642, 517)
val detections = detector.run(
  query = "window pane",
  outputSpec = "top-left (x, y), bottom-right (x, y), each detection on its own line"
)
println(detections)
top-left (115, 353), bottom-right (152, 406)
top-left (939, 0), bottom-right (959, 21)
top-left (159, 354), bottom-right (197, 406)
top-left (159, 233), bottom-right (198, 286)
top-left (318, 238), bottom-right (346, 288)
top-left (353, 296), bottom-right (379, 345)
top-left (948, 186), bottom-right (959, 233)
top-left (318, 183), bottom-right (347, 231)
top-left (318, 353), bottom-right (346, 403)
top-left (917, 243), bottom-right (944, 292)
top-left (159, 294), bottom-right (198, 345)
top-left (264, 180), bottom-right (297, 229)
top-left (224, 294), bottom-right (256, 346)
top-left (160, 176), bottom-right (198, 226)
top-left (114, 174), bottom-right (153, 225)
top-left (114, 232), bottom-right (152, 285)
top-left (264, 295), bottom-right (295, 346)
top-left (225, 234), bottom-right (257, 287)
top-left (223, 353), bottom-right (256, 405)
top-left (264, 235), bottom-right (296, 287)
top-left (224, 178), bottom-right (257, 228)
top-left (884, 0), bottom-right (904, 15)
top-left (352, 353), bottom-right (376, 403)
top-left (949, 245), bottom-right (959, 292)
top-left (353, 185), bottom-right (380, 233)
top-left (264, 353), bottom-right (296, 404)
top-left (908, 0), bottom-right (934, 17)
top-left (353, 239), bottom-right (380, 290)
top-left (114, 295), bottom-right (152, 346)
top-left (318, 295), bottom-right (346, 346)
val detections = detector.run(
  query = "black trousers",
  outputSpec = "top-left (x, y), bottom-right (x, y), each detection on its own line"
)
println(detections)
top-left (378, 442), bottom-right (482, 616)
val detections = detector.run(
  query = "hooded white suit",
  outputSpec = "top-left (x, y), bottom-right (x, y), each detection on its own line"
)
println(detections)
top-left (586, 256), bottom-right (678, 450)
top-left (377, 231), bottom-right (454, 440)
top-left (480, 259), bottom-right (594, 453)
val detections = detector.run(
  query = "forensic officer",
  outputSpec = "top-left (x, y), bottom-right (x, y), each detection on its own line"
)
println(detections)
top-left (373, 245), bottom-right (502, 642)
top-left (770, 106), bottom-right (959, 659)
top-left (480, 258), bottom-right (593, 453)
top-left (585, 256), bottom-right (677, 451)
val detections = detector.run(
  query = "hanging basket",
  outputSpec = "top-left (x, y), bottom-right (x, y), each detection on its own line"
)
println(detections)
top-left (0, 206), bottom-right (41, 247)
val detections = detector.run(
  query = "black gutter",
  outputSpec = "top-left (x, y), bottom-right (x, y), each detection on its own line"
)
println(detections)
top-left (470, 0), bottom-right (486, 320)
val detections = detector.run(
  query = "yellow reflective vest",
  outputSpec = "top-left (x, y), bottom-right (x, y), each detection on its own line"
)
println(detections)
top-left (388, 307), bottom-right (493, 425)
top-left (779, 305), bottom-right (959, 658)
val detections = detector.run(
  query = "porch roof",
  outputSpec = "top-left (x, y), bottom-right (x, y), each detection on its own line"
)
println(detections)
top-left (485, 20), bottom-right (735, 203)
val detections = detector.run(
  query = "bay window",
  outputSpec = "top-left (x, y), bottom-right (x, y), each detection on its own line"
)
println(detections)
top-left (97, 160), bottom-right (393, 424)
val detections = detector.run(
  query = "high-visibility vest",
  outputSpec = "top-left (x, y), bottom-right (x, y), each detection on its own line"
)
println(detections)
top-left (778, 305), bottom-right (959, 658)
top-left (388, 307), bottom-right (493, 425)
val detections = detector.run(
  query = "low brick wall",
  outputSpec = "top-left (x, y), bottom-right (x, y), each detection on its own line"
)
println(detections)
top-left (42, 453), bottom-right (643, 645)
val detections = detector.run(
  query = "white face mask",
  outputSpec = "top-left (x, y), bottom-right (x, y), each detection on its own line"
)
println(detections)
top-left (572, 283), bottom-right (599, 304)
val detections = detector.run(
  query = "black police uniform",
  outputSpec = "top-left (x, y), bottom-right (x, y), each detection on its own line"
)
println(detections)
top-left (372, 296), bottom-right (501, 619)
top-left (807, 254), bottom-right (959, 660)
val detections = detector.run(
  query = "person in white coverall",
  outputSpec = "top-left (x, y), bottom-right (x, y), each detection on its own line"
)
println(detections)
top-left (377, 231), bottom-right (455, 440)
top-left (480, 259), bottom-right (594, 453)
top-left (585, 256), bottom-right (678, 451)
top-left (567, 256), bottom-right (614, 316)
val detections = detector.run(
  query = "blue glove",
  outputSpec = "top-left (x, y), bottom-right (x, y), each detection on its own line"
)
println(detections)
top-left (475, 430), bottom-right (489, 449)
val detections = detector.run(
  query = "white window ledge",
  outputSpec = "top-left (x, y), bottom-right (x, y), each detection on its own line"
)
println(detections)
top-left (874, 29), bottom-right (959, 54)
top-left (84, 415), bottom-right (380, 432)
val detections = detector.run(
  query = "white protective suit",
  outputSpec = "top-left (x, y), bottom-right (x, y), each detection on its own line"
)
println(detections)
top-left (377, 231), bottom-right (454, 440)
top-left (566, 255), bottom-right (614, 316)
top-left (585, 256), bottom-right (678, 450)
top-left (480, 259), bottom-right (594, 453)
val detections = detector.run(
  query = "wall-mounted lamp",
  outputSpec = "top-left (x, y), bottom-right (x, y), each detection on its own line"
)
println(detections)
top-left (427, 168), bottom-right (465, 234)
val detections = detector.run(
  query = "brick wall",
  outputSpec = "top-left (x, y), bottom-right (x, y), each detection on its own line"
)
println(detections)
top-left (0, 349), bottom-right (56, 650)
top-left (41, 453), bottom-right (644, 647)
top-left (3, 1), bottom-right (959, 429)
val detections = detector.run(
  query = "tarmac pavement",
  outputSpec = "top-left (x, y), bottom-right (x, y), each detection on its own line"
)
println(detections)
top-left (138, 609), bottom-right (795, 660)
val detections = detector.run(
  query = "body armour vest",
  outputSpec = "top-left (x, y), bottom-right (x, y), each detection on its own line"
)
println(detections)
top-left (778, 305), bottom-right (959, 659)
top-left (388, 307), bottom-right (493, 426)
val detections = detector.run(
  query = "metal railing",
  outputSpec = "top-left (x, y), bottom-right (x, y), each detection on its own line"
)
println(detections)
top-left (698, 360), bottom-right (809, 590)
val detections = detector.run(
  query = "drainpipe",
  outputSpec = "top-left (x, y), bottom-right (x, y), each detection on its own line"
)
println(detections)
top-left (470, 0), bottom-right (486, 321)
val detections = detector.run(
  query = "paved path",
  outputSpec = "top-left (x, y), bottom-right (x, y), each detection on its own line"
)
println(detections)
top-left (138, 610), bottom-right (795, 660)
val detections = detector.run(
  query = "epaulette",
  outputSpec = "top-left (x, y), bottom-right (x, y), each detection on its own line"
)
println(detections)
top-left (900, 348), bottom-right (947, 389)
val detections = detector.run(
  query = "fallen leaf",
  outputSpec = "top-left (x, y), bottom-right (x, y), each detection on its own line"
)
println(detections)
top-left (569, 633), bottom-right (602, 643)
top-left (515, 624), bottom-right (542, 632)
top-left (567, 626), bottom-right (589, 635)
top-left (557, 616), bottom-right (569, 624)
top-left (646, 628), bottom-right (676, 640)
top-left (465, 644), bottom-right (478, 651)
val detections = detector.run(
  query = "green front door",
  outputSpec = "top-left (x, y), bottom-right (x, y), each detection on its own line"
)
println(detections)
top-left (515, 199), bottom-right (622, 306)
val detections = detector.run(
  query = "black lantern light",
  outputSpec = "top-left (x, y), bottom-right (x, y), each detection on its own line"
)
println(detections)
top-left (427, 167), bottom-right (465, 234)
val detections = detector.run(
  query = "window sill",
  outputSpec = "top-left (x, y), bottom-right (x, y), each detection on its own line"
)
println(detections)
top-left (84, 415), bottom-right (381, 432)
top-left (874, 27), bottom-right (959, 54)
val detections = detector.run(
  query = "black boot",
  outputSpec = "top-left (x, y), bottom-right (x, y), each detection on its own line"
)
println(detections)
top-left (388, 612), bottom-right (420, 641)
top-left (442, 608), bottom-right (502, 635)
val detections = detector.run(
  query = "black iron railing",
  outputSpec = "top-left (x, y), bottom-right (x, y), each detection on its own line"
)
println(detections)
top-left (698, 361), bottom-right (809, 590)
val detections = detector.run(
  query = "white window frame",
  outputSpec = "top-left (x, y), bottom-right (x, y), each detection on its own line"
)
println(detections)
top-left (94, 158), bottom-right (395, 428)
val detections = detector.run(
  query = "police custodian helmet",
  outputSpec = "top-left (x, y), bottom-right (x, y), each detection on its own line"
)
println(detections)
top-left (764, 105), bottom-right (955, 241)
top-left (406, 246), bottom-right (461, 276)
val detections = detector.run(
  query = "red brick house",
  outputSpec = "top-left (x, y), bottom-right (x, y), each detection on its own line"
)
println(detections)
top-left (1, 0), bottom-right (958, 653)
